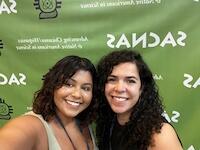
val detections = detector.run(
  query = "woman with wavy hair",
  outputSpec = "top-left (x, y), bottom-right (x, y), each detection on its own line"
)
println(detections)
top-left (0, 55), bottom-right (98, 150)
top-left (96, 50), bottom-right (182, 150)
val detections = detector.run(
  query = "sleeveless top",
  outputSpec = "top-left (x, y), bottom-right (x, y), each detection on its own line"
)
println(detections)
top-left (110, 118), bottom-right (136, 150)
top-left (110, 117), bottom-right (182, 150)
top-left (25, 111), bottom-right (98, 150)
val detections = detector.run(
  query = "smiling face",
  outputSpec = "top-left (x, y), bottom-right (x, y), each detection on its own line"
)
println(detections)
top-left (105, 62), bottom-right (142, 122)
top-left (54, 70), bottom-right (93, 119)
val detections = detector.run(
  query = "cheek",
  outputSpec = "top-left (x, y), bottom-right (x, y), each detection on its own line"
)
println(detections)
top-left (53, 90), bottom-right (59, 101)
top-left (134, 88), bottom-right (142, 99)
top-left (105, 84), bottom-right (111, 94)
top-left (129, 86), bottom-right (141, 97)
top-left (83, 92), bottom-right (93, 103)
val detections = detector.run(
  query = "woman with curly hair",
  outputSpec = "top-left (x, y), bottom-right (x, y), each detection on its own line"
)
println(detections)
top-left (0, 56), bottom-right (98, 150)
top-left (96, 50), bottom-right (183, 150)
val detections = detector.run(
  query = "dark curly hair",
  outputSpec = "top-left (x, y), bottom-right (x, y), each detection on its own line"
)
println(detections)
top-left (96, 50), bottom-right (164, 150)
top-left (32, 55), bottom-right (97, 125)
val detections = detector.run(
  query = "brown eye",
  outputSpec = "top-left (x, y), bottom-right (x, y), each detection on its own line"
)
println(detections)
top-left (64, 80), bottom-right (74, 87)
top-left (127, 79), bottom-right (136, 84)
top-left (82, 86), bottom-right (92, 91)
top-left (65, 83), bottom-right (73, 87)
top-left (107, 77), bottom-right (116, 83)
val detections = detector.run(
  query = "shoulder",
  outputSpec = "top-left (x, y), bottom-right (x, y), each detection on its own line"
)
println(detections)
top-left (1, 114), bottom-right (45, 134)
top-left (0, 115), bottom-right (47, 150)
top-left (148, 123), bottom-right (183, 150)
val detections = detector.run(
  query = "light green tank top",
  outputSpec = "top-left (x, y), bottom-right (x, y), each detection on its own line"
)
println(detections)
top-left (25, 111), bottom-right (98, 150)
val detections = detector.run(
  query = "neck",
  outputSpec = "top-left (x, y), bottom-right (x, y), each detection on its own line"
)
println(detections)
top-left (53, 112), bottom-right (89, 150)
top-left (117, 112), bottom-right (131, 125)
top-left (55, 111), bottom-right (75, 126)
top-left (53, 112), bottom-right (78, 150)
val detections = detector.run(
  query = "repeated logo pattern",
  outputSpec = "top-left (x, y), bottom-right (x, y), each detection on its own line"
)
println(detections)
top-left (0, 40), bottom-right (3, 49)
top-left (0, 98), bottom-right (13, 120)
top-left (34, 0), bottom-right (62, 19)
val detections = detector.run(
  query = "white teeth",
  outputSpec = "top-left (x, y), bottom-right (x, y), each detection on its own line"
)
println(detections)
top-left (66, 100), bottom-right (80, 106)
top-left (113, 96), bottom-right (127, 102)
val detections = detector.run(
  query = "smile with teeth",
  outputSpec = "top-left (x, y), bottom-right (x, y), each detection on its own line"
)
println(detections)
top-left (65, 100), bottom-right (81, 106)
top-left (112, 96), bottom-right (128, 102)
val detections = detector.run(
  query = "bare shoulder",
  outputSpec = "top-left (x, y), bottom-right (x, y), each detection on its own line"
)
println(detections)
top-left (148, 123), bottom-right (183, 150)
top-left (1, 115), bottom-right (45, 134)
top-left (0, 115), bottom-right (47, 150)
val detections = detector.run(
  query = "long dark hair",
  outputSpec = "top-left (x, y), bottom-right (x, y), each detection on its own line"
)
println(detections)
top-left (96, 50), bottom-right (164, 149)
top-left (33, 55), bottom-right (97, 125)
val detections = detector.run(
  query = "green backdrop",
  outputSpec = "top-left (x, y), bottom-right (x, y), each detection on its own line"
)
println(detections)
top-left (0, 0), bottom-right (199, 149)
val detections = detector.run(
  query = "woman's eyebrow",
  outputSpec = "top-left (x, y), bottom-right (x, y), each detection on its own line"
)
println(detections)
top-left (108, 75), bottom-right (139, 80)
top-left (83, 83), bottom-right (93, 85)
top-left (108, 75), bottom-right (117, 77)
top-left (126, 76), bottom-right (139, 80)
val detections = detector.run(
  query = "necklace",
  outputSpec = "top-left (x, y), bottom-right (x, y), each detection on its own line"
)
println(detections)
top-left (55, 114), bottom-right (90, 150)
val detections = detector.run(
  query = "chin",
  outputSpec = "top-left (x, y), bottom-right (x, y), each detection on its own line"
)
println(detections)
top-left (111, 107), bottom-right (126, 114)
top-left (65, 111), bottom-right (80, 118)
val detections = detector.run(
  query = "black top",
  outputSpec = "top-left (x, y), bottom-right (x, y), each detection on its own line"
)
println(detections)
top-left (110, 117), bottom-right (182, 150)
top-left (110, 119), bottom-right (137, 150)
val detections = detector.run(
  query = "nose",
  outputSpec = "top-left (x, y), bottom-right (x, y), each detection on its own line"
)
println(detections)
top-left (114, 81), bottom-right (126, 93)
top-left (72, 87), bottom-right (81, 99)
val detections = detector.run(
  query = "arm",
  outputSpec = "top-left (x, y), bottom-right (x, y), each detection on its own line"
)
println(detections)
top-left (148, 123), bottom-right (183, 150)
top-left (0, 115), bottom-right (46, 150)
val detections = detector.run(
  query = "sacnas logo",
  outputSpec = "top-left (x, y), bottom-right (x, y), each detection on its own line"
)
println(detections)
top-left (183, 73), bottom-right (200, 88)
top-left (34, 0), bottom-right (62, 19)
top-left (0, 0), bottom-right (17, 14)
top-left (107, 31), bottom-right (186, 48)
top-left (0, 73), bottom-right (26, 85)
top-left (0, 98), bottom-right (13, 120)
top-left (162, 110), bottom-right (180, 123)
top-left (0, 39), bottom-right (3, 49)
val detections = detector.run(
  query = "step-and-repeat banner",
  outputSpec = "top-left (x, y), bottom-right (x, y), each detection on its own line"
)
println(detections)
top-left (0, 0), bottom-right (199, 149)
